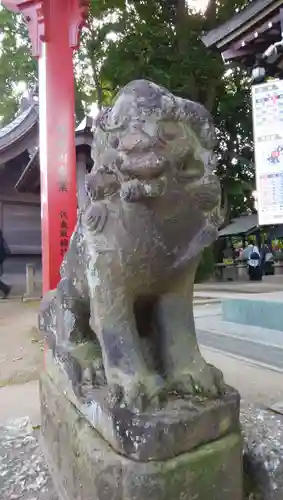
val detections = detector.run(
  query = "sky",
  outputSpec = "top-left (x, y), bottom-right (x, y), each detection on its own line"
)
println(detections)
top-left (187, 0), bottom-right (209, 10)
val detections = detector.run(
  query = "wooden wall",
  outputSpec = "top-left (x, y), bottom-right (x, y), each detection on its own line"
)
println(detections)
top-left (0, 149), bottom-right (90, 278)
top-left (0, 155), bottom-right (40, 244)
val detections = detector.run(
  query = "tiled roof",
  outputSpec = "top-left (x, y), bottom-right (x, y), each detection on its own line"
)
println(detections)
top-left (202, 0), bottom-right (282, 48)
top-left (218, 214), bottom-right (258, 237)
top-left (0, 104), bottom-right (39, 152)
top-left (15, 116), bottom-right (93, 192)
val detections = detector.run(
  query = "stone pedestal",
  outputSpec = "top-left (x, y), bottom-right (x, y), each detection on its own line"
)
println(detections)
top-left (24, 263), bottom-right (36, 299)
top-left (236, 263), bottom-right (248, 281)
top-left (222, 264), bottom-right (237, 281)
top-left (37, 78), bottom-right (243, 500)
top-left (40, 369), bottom-right (243, 500)
top-left (273, 261), bottom-right (283, 275)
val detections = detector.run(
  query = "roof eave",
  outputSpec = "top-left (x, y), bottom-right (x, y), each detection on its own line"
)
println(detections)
top-left (201, 0), bottom-right (283, 49)
top-left (0, 105), bottom-right (39, 154)
top-left (15, 125), bottom-right (93, 193)
top-left (14, 150), bottom-right (39, 193)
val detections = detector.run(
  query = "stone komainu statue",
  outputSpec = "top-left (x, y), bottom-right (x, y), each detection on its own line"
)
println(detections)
top-left (39, 79), bottom-right (223, 412)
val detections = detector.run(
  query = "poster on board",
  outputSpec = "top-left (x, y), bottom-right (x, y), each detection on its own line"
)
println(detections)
top-left (252, 80), bottom-right (283, 226)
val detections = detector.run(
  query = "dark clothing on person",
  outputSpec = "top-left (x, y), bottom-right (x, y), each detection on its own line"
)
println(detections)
top-left (248, 251), bottom-right (262, 281)
top-left (260, 244), bottom-right (274, 275)
top-left (0, 279), bottom-right (11, 298)
top-left (0, 230), bottom-right (11, 298)
top-left (248, 264), bottom-right (263, 281)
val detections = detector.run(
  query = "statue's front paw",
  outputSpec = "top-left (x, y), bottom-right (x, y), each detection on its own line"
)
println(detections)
top-left (169, 359), bottom-right (225, 398)
top-left (108, 371), bottom-right (165, 412)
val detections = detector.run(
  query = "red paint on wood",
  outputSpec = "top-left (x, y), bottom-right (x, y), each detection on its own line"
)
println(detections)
top-left (2, 0), bottom-right (89, 292)
top-left (69, 0), bottom-right (89, 49)
top-left (1, 1), bottom-right (47, 56)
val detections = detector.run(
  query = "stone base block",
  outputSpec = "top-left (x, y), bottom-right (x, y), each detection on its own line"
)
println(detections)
top-left (44, 347), bottom-right (240, 461)
top-left (40, 373), bottom-right (243, 500)
top-left (274, 263), bottom-right (283, 275)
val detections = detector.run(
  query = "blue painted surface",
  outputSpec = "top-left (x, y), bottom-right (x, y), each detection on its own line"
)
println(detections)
top-left (222, 299), bottom-right (283, 331)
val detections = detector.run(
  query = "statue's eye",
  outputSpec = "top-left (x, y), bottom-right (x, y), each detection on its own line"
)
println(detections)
top-left (160, 122), bottom-right (179, 141)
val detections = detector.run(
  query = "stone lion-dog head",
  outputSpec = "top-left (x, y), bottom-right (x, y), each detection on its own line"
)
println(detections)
top-left (86, 79), bottom-right (221, 218)
top-left (84, 80), bottom-right (222, 267)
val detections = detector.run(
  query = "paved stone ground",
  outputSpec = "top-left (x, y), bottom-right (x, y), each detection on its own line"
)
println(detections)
top-left (241, 406), bottom-right (283, 499)
top-left (0, 417), bottom-right (58, 500)
top-left (0, 381), bottom-right (40, 426)
top-left (195, 274), bottom-right (283, 294)
top-left (0, 300), bottom-right (42, 426)
top-left (201, 347), bottom-right (283, 408)
top-left (196, 300), bottom-right (283, 376)
top-left (0, 300), bottom-right (43, 388)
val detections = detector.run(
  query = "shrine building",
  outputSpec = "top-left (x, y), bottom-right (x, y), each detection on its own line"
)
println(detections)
top-left (201, 0), bottom-right (283, 241)
top-left (202, 0), bottom-right (283, 77)
top-left (0, 93), bottom-right (93, 275)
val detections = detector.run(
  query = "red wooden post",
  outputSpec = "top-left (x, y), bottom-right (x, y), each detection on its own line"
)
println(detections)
top-left (2, 0), bottom-right (89, 294)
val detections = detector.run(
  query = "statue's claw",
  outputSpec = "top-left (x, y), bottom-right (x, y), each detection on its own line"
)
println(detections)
top-left (168, 358), bottom-right (225, 398)
top-left (108, 371), bottom-right (166, 412)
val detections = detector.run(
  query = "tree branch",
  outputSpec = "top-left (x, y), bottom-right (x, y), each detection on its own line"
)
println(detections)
top-left (205, 0), bottom-right (217, 24)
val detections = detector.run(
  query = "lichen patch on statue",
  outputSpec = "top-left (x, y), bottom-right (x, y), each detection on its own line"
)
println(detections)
top-left (39, 79), bottom-right (224, 413)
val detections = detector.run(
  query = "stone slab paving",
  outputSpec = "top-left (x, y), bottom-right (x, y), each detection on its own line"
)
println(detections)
top-left (0, 417), bottom-right (58, 500)
top-left (222, 294), bottom-right (283, 331)
top-left (195, 308), bottom-right (283, 347)
top-left (194, 291), bottom-right (283, 302)
top-left (194, 275), bottom-right (283, 294)
top-left (194, 301), bottom-right (283, 373)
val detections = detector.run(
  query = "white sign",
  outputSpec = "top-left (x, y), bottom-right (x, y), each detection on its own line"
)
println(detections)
top-left (252, 80), bottom-right (283, 226)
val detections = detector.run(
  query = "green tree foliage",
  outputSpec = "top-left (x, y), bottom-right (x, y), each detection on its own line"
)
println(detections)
top-left (216, 68), bottom-right (255, 223)
top-left (86, 0), bottom-right (255, 221)
top-left (0, 7), bottom-right (36, 125)
top-left (195, 246), bottom-right (215, 283)
top-left (0, 0), bottom-right (255, 223)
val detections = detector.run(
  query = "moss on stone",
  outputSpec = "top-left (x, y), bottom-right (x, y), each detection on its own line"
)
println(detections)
top-left (41, 372), bottom-right (243, 500)
top-left (125, 434), bottom-right (242, 500)
top-left (69, 341), bottom-right (102, 365)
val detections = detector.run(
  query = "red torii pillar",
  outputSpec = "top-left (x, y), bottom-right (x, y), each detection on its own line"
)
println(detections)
top-left (2, 0), bottom-right (89, 294)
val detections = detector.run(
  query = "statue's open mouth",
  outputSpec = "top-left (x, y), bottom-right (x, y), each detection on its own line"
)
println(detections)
top-left (120, 151), bottom-right (168, 180)
top-left (176, 154), bottom-right (205, 182)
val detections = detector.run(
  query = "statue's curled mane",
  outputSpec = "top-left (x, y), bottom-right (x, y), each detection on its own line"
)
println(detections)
top-left (85, 80), bottom-right (220, 208)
